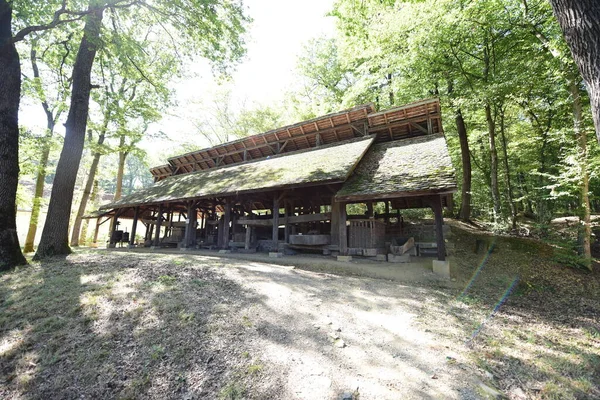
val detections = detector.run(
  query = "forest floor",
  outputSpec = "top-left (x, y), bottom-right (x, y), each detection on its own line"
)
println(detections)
top-left (0, 221), bottom-right (599, 400)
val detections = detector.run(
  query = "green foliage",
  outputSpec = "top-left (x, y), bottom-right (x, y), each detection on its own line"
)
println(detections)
top-left (288, 0), bottom-right (599, 252)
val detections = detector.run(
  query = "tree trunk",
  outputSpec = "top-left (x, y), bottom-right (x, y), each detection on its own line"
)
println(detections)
top-left (24, 46), bottom-right (59, 253)
top-left (0, 1), bottom-right (27, 270)
top-left (70, 129), bottom-right (106, 246)
top-left (456, 108), bottom-right (472, 221)
top-left (79, 179), bottom-right (98, 245)
top-left (34, 3), bottom-right (104, 259)
top-left (549, 0), bottom-right (600, 144)
top-left (114, 135), bottom-right (127, 201)
top-left (499, 109), bottom-right (517, 230)
top-left (485, 103), bottom-right (502, 222)
top-left (569, 79), bottom-right (592, 269)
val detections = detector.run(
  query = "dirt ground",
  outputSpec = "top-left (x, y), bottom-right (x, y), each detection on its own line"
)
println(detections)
top-left (1, 221), bottom-right (599, 399)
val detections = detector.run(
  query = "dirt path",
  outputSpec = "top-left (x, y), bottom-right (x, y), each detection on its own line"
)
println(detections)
top-left (207, 256), bottom-right (482, 399)
top-left (1, 251), bottom-right (490, 399)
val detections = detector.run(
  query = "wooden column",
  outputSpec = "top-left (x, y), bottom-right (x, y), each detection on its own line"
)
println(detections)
top-left (184, 202), bottom-right (197, 248)
top-left (93, 218), bottom-right (101, 246)
top-left (385, 201), bottom-right (390, 224)
top-left (330, 199), bottom-right (340, 246)
top-left (129, 206), bottom-right (139, 246)
top-left (431, 195), bottom-right (446, 261)
top-left (245, 225), bottom-right (252, 250)
top-left (338, 202), bottom-right (348, 255)
top-left (153, 205), bottom-right (163, 247)
top-left (272, 195), bottom-right (279, 244)
top-left (284, 201), bottom-right (292, 243)
top-left (366, 201), bottom-right (373, 218)
top-left (222, 200), bottom-right (231, 249)
top-left (110, 212), bottom-right (120, 245)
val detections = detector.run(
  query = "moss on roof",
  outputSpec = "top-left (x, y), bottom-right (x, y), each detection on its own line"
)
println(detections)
top-left (335, 134), bottom-right (456, 200)
top-left (101, 136), bottom-right (375, 209)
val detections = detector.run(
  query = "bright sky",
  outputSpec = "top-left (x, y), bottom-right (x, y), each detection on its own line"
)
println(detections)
top-left (147, 0), bottom-right (337, 163)
top-left (20, 0), bottom-right (337, 166)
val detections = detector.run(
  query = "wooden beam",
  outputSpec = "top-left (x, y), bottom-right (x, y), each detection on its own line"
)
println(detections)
top-left (168, 122), bottom-right (361, 171)
top-left (237, 212), bottom-right (332, 226)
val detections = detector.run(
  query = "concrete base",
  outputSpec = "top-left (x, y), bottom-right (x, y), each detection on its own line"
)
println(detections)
top-left (269, 252), bottom-right (283, 258)
top-left (128, 244), bottom-right (136, 249)
top-left (432, 260), bottom-right (450, 278)
top-left (180, 247), bottom-right (195, 252)
top-left (337, 255), bottom-right (353, 262)
top-left (151, 246), bottom-right (161, 250)
top-left (388, 254), bottom-right (411, 263)
top-left (219, 249), bottom-right (232, 254)
top-left (375, 254), bottom-right (387, 262)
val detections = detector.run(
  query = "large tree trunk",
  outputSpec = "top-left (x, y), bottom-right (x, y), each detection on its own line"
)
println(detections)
top-left (569, 79), bottom-right (592, 269)
top-left (70, 128), bottom-right (107, 246)
top-left (34, 3), bottom-right (104, 259)
top-left (456, 108), bottom-right (472, 221)
top-left (499, 109), bottom-right (517, 230)
top-left (485, 103), bottom-right (502, 222)
top-left (24, 46), bottom-right (59, 253)
top-left (549, 0), bottom-right (600, 144)
top-left (0, 1), bottom-right (27, 270)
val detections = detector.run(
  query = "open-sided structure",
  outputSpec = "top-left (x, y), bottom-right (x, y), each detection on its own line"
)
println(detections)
top-left (97, 98), bottom-right (456, 261)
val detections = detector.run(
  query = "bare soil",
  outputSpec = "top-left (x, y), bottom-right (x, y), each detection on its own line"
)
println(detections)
top-left (1, 220), bottom-right (598, 399)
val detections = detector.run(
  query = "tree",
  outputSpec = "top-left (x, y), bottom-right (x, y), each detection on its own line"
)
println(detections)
top-left (22, 34), bottom-right (71, 253)
top-left (1, 0), bottom-right (102, 268)
top-left (549, 0), bottom-right (600, 144)
top-left (0, 0), bottom-right (27, 270)
top-left (35, 0), bottom-right (249, 258)
top-left (34, 1), bottom-right (105, 259)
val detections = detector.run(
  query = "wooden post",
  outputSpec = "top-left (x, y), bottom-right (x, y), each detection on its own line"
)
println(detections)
top-left (431, 195), bottom-right (446, 261)
top-left (222, 200), bottom-right (231, 249)
top-left (110, 212), bottom-right (119, 245)
top-left (330, 199), bottom-right (340, 246)
top-left (338, 202), bottom-right (348, 255)
top-left (93, 218), bottom-right (101, 246)
top-left (385, 201), bottom-right (390, 225)
top-left (272, 195), bottom-right (279, 245)
top-left (184, 202), bottom-right (197, 248)
top-left (245, 225), bottom-right (252, 250)
top-left (153, 204), bottom-right (163, 247)
top-left (284, 201), bottom-right (292, 243)
top-left (366, 201), bottom-right (373, 218)
top-left (129, 206), bottom-right (139, 246)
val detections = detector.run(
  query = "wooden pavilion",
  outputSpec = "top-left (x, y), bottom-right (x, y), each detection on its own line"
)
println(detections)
top-left (96, 98), bottom-right (456, 262)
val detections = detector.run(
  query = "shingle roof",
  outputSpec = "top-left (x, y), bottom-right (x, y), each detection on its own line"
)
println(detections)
top-left (100, 136), bottom-right (375, 210)
top-left (335, 134), bottom-right (456, 201)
